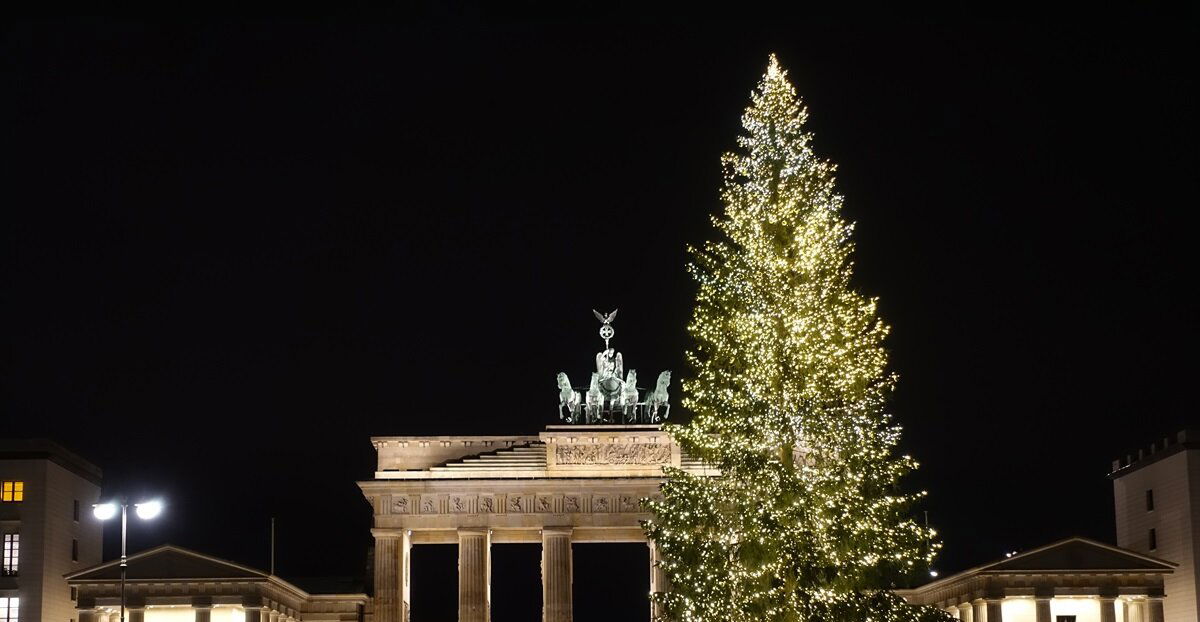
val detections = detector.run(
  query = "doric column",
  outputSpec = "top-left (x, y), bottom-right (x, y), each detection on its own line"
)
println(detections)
top-left (542, 527), bottom-right (572, 622)
top-left (458, 528), bottom-right (491, 622)
top-left (957, 603), bottom-right (973, 622)
top-left (194, 607), bottom-right (212, 622)
top-left (972, 600), bottom-right (986, 622)
top-left (78, 610), bottom-right (97, 622)
top-left (269, 611), bottom-right (280, 622)
top-left (1146, 597), bottom-right (1164, 622)
top-left (401, 530), bottom-right (413, 622)
top-left (1127, 599), bottom-right (1145, 622)
top-left (986, 599), bottom-right (1003, 622)
top-left (648, 540), bottom-right (668, 622)
top-left (1034, 597), bottom-right (1051, 622)
top-left (375, 534), bottom-right (401, 622)
top-left (128, 609), bottom-right (145, 622)
top-left (1098, 597), bottom-right (1116, 622)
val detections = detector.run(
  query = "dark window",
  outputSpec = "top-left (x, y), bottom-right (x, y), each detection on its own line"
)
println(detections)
top-left (1149, 528), bottom-right (1157, 550)
top-left (70, 587), bottom-right (76, 601)
top-left (1146, 489), bottom-right (1154, 511)
top-left (73, 500), bottom-right (80, 522)
top-left (1056, 617), bottom-right (1077, 622)
top-left (71, 539), bottom-right (78, 562)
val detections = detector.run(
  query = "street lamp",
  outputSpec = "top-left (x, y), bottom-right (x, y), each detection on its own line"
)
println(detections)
top-left (93, 500), bottom-right (163, 622)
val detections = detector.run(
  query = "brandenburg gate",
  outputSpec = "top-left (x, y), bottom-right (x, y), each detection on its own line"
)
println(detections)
top-left (359, 310), bottom-right (698, 621)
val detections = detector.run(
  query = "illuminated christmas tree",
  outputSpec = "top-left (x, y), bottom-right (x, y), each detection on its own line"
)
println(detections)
top-left (643, 56), bottom-right (950, 622)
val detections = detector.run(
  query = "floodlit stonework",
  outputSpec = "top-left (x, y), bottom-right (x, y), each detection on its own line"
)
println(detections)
top-left (897, 537), bottom-right (1175, 622)
top-left (359, 424), bottom-right (701, 622)
top-left (1110, 430), bottom-right (1200, 622)
top-left (66, 545), bottom-right (367, 622)
top-left (0, 439), bottom-right (103, 622)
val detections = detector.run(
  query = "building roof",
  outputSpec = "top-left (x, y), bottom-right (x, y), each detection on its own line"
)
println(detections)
top-left (1110, 429), bottom-right (1200, 478)
top-left (65, 544), bottom-right (267, 582)
top-left (65, 544), bottom-right (369, 598)
top-left (980, 537), bottom-right (1176, 573)
top-left (898, 537), bottom-right (1176, 607)
top-left (0, 438), bottom-right (102, 485)
top-left (907, 536), bottom-right (1175, 595)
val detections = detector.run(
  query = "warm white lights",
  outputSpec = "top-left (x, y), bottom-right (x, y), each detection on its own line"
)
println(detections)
top-left (641, 54), bottom-right (942, 621)
top-left (92, 502), bottom-right (118, 520)
top-left (134, 500), bottom-right (163, 520)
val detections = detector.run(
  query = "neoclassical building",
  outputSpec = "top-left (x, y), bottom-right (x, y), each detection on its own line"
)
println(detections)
top-left (66, 545), bottom-right (367, 622)
top-left (360, 424), bottom-right (702, 622)
top-left (896, 537), bottom-right (1174, 622)
top-left (51, 313), bottom-right (1200, 622)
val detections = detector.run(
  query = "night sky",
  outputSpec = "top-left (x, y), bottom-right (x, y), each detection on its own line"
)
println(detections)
top-left (5, 14), bottom-right (1197, 621)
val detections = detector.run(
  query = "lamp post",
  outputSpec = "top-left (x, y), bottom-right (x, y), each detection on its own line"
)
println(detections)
top-left (93, 500), bottom-right (162, 622)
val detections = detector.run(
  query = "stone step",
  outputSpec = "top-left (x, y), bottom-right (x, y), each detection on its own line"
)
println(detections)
top-left (448, 461), bottom-right (547, 465)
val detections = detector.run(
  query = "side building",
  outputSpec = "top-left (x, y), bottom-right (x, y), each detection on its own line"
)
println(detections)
top-left (1, 439), bottom-right (104, 622)
top-left (1110, 429), bottom-right (1200, 622)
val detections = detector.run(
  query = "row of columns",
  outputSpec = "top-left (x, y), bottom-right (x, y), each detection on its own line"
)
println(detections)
top-left (950, 599), bottom-right (999, 621)
top-left (375, 529), bottom-right (667, 622)
top-left (79, 607), bottom-right (299, 622)
top-left (949, 596), bottom-right (1164, 622)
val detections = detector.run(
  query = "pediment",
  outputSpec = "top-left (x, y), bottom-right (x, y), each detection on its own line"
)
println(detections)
top-left (67, 544), bottom-right (265, 581)
top-left (984, 537), bottom-right (1175, 573)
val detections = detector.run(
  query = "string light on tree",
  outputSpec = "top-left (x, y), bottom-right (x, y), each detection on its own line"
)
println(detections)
top-left (641, 55), bottom-right (951, 622)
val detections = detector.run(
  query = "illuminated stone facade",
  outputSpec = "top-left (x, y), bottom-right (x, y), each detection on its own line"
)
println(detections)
top-left (1110, 430), bottom-right (1200, 622)
top-left (897, 537), bottom-right (1174, 622)
top-left (0, 439), bottom-right (103, 622)
top-left (66, 545), bottom-right (367, 622)
top-left (360, 424), bottom-right (702, 622)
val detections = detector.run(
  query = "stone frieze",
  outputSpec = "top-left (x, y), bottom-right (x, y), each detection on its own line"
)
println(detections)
top-left (554, 443), bottom-right (671, 465)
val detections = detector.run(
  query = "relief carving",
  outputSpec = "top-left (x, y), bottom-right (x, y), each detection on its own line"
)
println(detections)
top-left (619, 494), bottom-right (639, 512)
top-left (452, 496), bottom-right (467, 513)
top-left (536, 496), bottom-right (552, 512)
top-left (563, 496), bottom-right (580, 513)
top-left (593, 495), bottom-right (610, 512)
top-left (555, 443), bottom-right (671, 465)
top-left (421, 498), bottom-right (436, 514)
top-left (508, 495), bottom-right (524, 513)
top-left (392, 496), bottom-right (410, 514)
top-left (479, 496), bottom-right (495, 513)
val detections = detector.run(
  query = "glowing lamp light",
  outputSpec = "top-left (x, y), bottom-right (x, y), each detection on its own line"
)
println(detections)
top-left (93, 502), bottom-right (118, 520)
top-left (929, 570), bottom-right (939, 578)
top-left (135, 500), bottom-right (163, 520)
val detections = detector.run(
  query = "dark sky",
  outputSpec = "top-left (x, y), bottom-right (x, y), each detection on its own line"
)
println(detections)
top-left (5, 14), bottom-right (1197, 620)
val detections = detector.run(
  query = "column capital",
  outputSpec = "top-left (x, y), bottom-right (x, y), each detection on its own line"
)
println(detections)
top-left (542, 526), bottom-right (573, 537)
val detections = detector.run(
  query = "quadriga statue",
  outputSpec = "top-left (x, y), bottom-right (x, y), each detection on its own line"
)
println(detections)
top-left (585, 372), bottom-right (605, 423)
top-left (556, 372), bottom-right (581, 422)
top-left (645, 370), bottom-right (671, 422)
top-left (621, 369), bottom-right (639, 419)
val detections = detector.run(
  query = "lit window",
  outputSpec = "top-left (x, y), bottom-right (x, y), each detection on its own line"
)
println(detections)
top-left (0, 482), bottom-right (23, 502)
top-left (2, 534), bottom-right (17, 576)
top-left (1149, 528), bottom-right (1157, 550)
top-left (1146, 489), bottom-right (1154, 511)
top-left (0, 597), bottom-right (18, 622)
